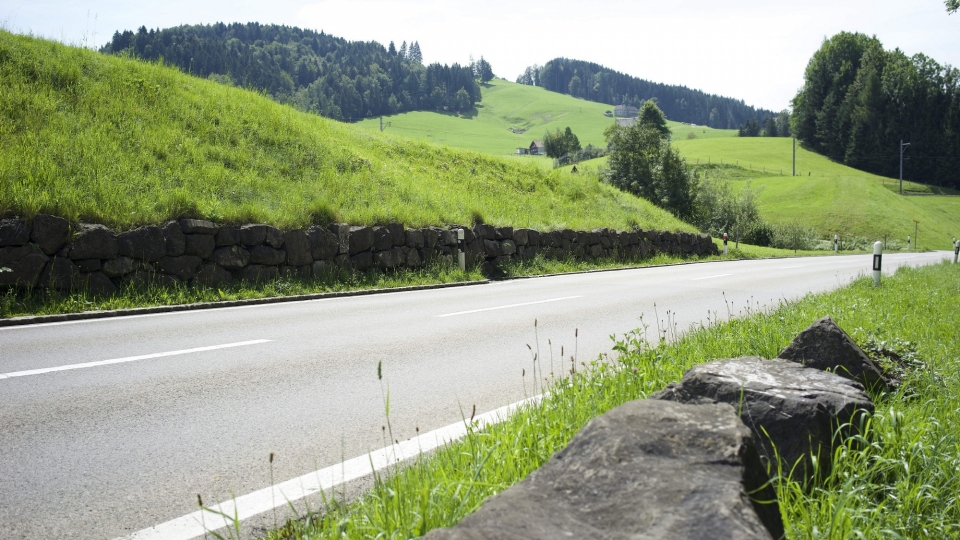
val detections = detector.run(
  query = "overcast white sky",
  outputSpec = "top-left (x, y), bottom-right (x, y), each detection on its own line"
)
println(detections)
top-left (3, 0), bottom-right (958, 111)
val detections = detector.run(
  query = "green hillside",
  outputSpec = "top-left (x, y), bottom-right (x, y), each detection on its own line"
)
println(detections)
top-left (0, 31), bottom-right (693, 233)
top-left (672, 138), bottom-right (960, 249)
top-left (357, 79), bottom-right (736, 156)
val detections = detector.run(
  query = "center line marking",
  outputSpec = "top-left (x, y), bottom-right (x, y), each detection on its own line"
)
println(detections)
top-left (0, 340), bottom-right (272, 380)
top-left (436, 296), bottom-right (582, 317)
top-left (691, 274), bottom-right (731, 281)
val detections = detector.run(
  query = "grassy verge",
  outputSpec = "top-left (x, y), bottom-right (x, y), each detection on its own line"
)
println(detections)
top-left (261, 261), bottom-right (959, 539)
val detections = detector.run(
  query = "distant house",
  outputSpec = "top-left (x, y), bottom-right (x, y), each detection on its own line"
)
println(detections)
top-left (530, 140), bottom-right (546, 155)
top-left (614, 105), bottom-right (639, 118)
top-left (516, 147), bottom-right (529, 155)
top-left (615, 118), bottom-right (636, 128)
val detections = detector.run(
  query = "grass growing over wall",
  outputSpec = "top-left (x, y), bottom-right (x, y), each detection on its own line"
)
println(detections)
top-left (260, 261), bottom-right (959, 539)
top-left (0, 31), bottom-right (691, 233)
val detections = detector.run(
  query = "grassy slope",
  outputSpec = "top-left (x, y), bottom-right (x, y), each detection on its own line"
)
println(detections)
top-left (357, 79), bottom-right (735, 157)
top-left (0, 32), bottom-right (693, 233)
top-left (673, 138), bottom-right (960, 249)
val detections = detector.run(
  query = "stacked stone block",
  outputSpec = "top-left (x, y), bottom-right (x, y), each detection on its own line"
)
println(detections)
top-left (0, 216), bottom-right (719, 296)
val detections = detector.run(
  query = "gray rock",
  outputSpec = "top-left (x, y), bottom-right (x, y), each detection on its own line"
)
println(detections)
top-left (590, 244), bottom-right (603, 258)
top-left (283, 230), bottom-right (313, 266)
top-left (513, 229), bottom-right (530, 246)
top-left (118, 226), bottom-right (167, 262)
top-left (425, 399), bottom-right (782, 540)
top-left (30, 214), bottom-right (69, 255)
top-left (102, 257), bottom-right (136, 278)
top-left (348, 226), bottom-right (374, 255)
top-left (234, 264), bottom-right (278, 283)
top-left (0, 218), bottom-right (30, 247)
top-left (82, 272), bottom-right (117, 297)
top-left (194, 264), bottom-right (233, 288)
top-left (75, 259), bottom-right (102, 272)
top-left (375, 247), bottom-right (405, 269)
top-left (184, 233), bottom-right (216, 258)
top-left (0, 245), bottom-right (49, 288)
top-left (778, 316), bottom-right (889, 391)
top-left (373, 226), bottom-right (394, 251)
top-left (501, 239), bottom-right (517, 256)
top-left (70, 224), bottom-right (118, 260)
top-left (405, 229), bottom-right (425, 249)
top-left (387, 223), bottom-right (405, 246)
top-left (307, 226), bottom-right (339, 261)
top-left (264, 226), bottom-right (284, 248)
top-left (38, 257), bottom-right (80, 290)
top-left (178, 219), bottom-right (219, 235)
top-left (328, 223), bottom-right (351, 254)
top-left (239, 224), bottom-right (267, 246)
top-left (650, 356), bottom-right (873, 482)
top-left (248, 245), bottom-right (286, 266)
top-left (158, 256), bottom-right (202, 280)
top-left (422, 227), bottom-right (440, 248)
top-left (211, 246), bottom-right (250, 270)
top-left (163, 221), bottom-right (186, 257)
top-left (216, 226), bottom-right (240, 246)
top-left (527, 229), bottom-right (541, 247)
top-left (439, 230), bottom-right (457, 247)
top-left (405, 247), bottom-right (422, 268)
top-left (473, 223), bottom-right (496, 240)
top-left (495, 226), bottom-right (513, 240)
top-left (350, 251), bottom-right (373, 272)
top-left (483, 239), bottom-right (502, 258)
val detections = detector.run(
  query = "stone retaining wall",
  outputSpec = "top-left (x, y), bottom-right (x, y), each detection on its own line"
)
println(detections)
top-left (0, 215), bottom-right (718, 296)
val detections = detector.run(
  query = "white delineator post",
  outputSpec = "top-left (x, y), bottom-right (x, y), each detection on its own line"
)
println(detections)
top-left (954, 240), bottom-right (959, 264)
top-left (834, 234), bottom-right (838, 253)
top-left (907, 235), bottom-right (911, 251)
top-left (873, 241), bottom-right (883, 287)
top-left (457, 229), bottom-right (466, 271)
top-left (723, 233), bottom-right (728, 256)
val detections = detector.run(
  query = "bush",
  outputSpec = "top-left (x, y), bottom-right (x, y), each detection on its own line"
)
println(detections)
top-left (742, 221), bottom-right (775, 247)
top-left (770, 222), bottom-right (819, 252)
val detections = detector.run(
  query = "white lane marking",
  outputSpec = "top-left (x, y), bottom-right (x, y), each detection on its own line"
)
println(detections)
top-left (691, 274), bottom-right (731, 281)
top-left (118, 395), bottom-right (542, 540)
top-left (0, 340), bottom-right (272, 380)
top-left (436, 296), bottom-right (582, 317)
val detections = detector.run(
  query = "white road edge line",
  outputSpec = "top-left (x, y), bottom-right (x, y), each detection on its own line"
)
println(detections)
top-left (0, 340), bottom-right (272, 380)
top-left (118, 394), bottom-right (543, 540)
top-left (691, 274), bottom-right (731, 281)
top-left (436, 296), bottom-right (582, 317)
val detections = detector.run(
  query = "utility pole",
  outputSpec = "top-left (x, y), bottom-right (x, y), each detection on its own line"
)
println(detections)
top-left (792, 137), bottom-right (796, 176)
top-left (899, 140), bottom-right (910, 195)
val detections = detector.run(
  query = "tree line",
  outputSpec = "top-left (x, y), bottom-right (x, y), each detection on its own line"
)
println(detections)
top-left (517, 58), bottom-right (774, 129)
top-left (101, 23), bottom-right (484, 121)
top-left (791, 32), bottom-right (960, 188)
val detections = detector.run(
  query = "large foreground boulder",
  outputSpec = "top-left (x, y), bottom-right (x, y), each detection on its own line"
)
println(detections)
top-left (651, 356), bottom-right (873, 482)
top-left (425, 400), bottom-right (783, 540)
top-left (778, 316), bottom-right (889, 390)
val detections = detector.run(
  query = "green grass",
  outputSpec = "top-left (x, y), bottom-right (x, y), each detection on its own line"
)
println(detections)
top-left (258, 260), bottom-right (959, 540)
top-left (0, 32), bottom-right (692, 233)
top-left (673, 138), bottom-right (960, 250)
top-left (357, 79), bottom-right (736, 157)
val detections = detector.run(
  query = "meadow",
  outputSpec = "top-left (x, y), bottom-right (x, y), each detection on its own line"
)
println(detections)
top-left (0, 31), bottom-right (691, 233)
top-left (357, 79), bottom-right (735, 157)
top-left (259, 261), bottom-right (960, 540)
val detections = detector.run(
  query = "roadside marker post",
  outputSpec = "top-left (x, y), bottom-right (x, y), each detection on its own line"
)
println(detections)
top-left (953, 240), bottom-right (959, 264)
top-left (872, 241), bottom-right (883, 287)
top-left (457, 229), bottom-right (466, 271)
top-left (834, 234), bottom-right (838, 253)
top-left (723, 233), bottom-right (728, 256)
top-left (907, 235), bottom-right (911, 252)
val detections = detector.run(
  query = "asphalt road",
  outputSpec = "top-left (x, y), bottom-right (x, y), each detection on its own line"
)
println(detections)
top-left (0, 252), bottom-right (950, 539)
